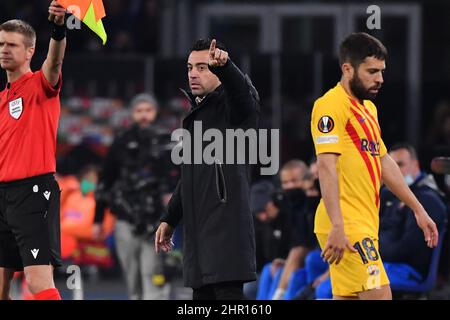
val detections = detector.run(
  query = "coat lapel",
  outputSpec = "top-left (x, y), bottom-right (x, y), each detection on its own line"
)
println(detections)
top-left (180, 86), bottom-right (223, 128)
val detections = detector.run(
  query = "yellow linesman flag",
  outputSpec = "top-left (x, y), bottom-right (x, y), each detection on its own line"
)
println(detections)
top-left (57, 0), bottom-right (107, 44)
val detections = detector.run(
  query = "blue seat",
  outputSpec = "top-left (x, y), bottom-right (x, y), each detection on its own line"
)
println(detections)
top-left (390, 220), bottom-right (447, 294)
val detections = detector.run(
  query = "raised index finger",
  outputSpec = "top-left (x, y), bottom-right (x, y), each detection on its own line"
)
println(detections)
top-left (209, 39), bottom-right (217, 57)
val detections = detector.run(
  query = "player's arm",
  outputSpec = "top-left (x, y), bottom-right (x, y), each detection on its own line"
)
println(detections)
top-left (317, 153), bottom-right (356, 265)
top-left (380, 153), bottom-right (438, 248)
top-left (42, 1), bottom-right (66, 87)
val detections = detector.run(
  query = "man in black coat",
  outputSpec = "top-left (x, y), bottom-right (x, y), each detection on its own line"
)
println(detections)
top-left (155, 39), bottom-right (260, 300)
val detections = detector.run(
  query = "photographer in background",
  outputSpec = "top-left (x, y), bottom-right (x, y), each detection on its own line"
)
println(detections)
top-left (93, 93), bottom-right (171, 300)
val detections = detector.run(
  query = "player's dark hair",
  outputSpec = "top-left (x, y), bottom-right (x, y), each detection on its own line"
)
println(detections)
top-left (0, 19), bottom-right (36, 48)
top-left (339, 32), bottom-right (387, 68)
top-left (190, 38), bottom-right (227, 52)
top-left (390, 143), bottom-right (418, 160)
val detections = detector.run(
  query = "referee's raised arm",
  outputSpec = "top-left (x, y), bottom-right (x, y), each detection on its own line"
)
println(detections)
top-left (42, 1), bottom-right (66, 87)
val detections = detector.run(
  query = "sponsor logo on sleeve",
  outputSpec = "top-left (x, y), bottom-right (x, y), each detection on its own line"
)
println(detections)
top-left (316, 135), bottom-right (339, 144)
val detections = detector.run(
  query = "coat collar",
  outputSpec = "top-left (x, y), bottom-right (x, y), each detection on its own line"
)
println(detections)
top-left (180, 85), bottom-right (224, 122)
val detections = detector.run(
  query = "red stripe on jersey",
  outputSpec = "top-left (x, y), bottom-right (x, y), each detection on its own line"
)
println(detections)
top-left (345, 120), bottom-right (379, 207)
top-left (363, 106), bottom-right (381, 132)
top-left (349, 105), bottom-right (382, 170)
top-left (349, 106), bottom-right (382, 207)
top-left (350, 99), bottom-right (381, 134)
top-left (352, 107), bottom-right (382, 186)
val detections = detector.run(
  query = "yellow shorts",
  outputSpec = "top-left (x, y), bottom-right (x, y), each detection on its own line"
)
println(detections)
top-left (316, 233), bottom-right (390, 297)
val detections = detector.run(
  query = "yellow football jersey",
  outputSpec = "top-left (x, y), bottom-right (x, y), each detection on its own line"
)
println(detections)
top-left (311, 83), bottom-right (387, 238)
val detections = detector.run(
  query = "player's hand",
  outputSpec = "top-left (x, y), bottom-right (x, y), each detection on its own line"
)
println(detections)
top-left (414, 208), bottom-right (439, 248)
top-left (49, 1), bottom-right (66, 26)
top-left (208, 39), bottom-right (229, 67)
top-left (321, 224), bottom-right (357, 265)
top-left (155, 222), bottom-right (174, 253)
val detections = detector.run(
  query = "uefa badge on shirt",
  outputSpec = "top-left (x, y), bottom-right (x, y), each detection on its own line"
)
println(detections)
top-left (9, 97), bottom-right (23, 120)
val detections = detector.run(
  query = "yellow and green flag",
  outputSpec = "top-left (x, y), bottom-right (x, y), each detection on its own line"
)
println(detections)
top-left (57, 0), bottom-right (107, 44)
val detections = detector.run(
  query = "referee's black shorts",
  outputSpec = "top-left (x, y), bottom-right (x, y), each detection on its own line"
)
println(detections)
top-left (0, 173), bottom-right (62, 270)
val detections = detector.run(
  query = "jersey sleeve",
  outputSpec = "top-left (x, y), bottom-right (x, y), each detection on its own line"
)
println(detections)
top-left (311, 98), bottom-right (347, 155)
top-left (36, 70), bottom-right (62, 98)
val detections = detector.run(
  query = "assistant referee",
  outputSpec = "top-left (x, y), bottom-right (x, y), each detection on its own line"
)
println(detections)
top-left (0, 1), bottom-right (67, 300)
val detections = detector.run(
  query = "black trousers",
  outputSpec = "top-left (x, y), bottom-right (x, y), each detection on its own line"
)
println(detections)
top-left (193, 281), bottom-right (244, 300)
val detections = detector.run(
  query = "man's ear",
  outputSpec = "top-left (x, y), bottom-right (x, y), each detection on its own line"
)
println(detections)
top-left (341, 62), bottom-right (354, 79)
top-left (26, 46), bottom-right (35, 61)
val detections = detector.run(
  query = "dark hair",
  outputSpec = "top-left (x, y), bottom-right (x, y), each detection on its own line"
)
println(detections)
top-left (390, 143), bottom-right (418, 160)
top-left (190, 38), bottom-right (227, 52)
top-left (339, 32), bottom-right (387, 68)
top-left (0, 19), bottom-right (36, 48)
